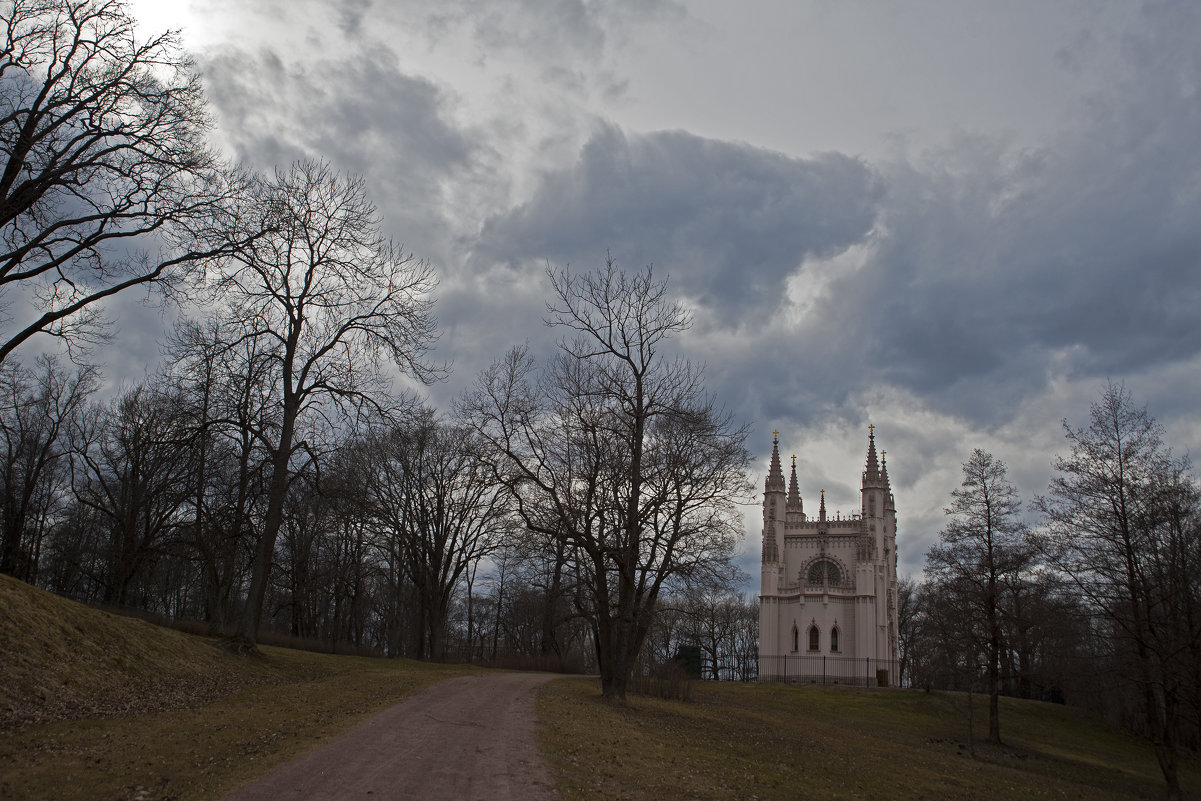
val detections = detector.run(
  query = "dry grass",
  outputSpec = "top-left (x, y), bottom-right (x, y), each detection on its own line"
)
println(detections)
top-left (6, 575), bottom-right (1199, 801)
top-left (0, 576), bottom-right (477, 801)
top-left (537, 678), bottom-right (1201, 801)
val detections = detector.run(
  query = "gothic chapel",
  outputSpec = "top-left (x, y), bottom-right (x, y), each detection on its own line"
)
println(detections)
top-left (758, 428), bottom-right (900, 684)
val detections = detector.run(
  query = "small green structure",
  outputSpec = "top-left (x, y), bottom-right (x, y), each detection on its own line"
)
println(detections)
top-left (674, 645), bottom-right (703, 678)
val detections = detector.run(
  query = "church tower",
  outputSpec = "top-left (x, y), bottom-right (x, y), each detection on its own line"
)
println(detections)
top-left (758, 432), bottom-right (786, 660)
top-left (758, 427), bottom-right (900, 684)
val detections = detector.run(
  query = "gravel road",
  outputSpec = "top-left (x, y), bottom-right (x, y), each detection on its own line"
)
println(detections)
top-left (220, 672), bottom-right (559, 801)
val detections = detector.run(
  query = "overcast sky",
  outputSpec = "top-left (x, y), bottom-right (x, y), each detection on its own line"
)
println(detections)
top-left (106, 0), bottom-right (1201, 582)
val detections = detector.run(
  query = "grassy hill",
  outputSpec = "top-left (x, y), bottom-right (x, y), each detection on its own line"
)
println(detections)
top-left (0, 575), bottom-right (476, 801)
top-left (3, 575), bottom-right (1197, 801)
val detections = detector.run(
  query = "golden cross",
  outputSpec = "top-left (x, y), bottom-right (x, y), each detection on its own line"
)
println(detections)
top-left (791, 454), bottom-right (796, 466)
top-left (773, 429), bottom-right (779, 438)
top-left (869, 423), bottom-right (875, 434)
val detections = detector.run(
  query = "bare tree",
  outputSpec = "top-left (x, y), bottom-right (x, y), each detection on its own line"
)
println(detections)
top-left (516, 532), bottom-right (583, 667)
top-left (640, 595), bottom-right (690, 670)
top-left (163, 318), bottom-right (274, 631)
top-left (251, 435), bottom-right (384, 650)
top-left (904, 575), bottom-right (969, 693)
top-left (0, 355), bottom-right (95, 580)
top-left (73, 382), bottom-right (191, 605)
top-left (727, 594), bottom-right (759, 682)
top-left (639, 589), bottom-right (758, 681)
top-left (314, 441), bottom-right (382, 650)
top-left (274, 466), bottom-right (328, 640)
top-left (0, 0), bottom-right (245, 363)
top-left (896, 574), bottom-right (919, 686)
top-left (207, 160), bottom-right (438, 648)
top-left (471, 535), bottom-right (591, 668)
top-left (1034, 384), bottom-right (1201, 800)
top-left (995, 569), bottom-right (1091, 702)
top-left (461, 260), bottom-right (751, 699)
top-left (365, 412), bottom-right (509, 659)
top-left (682, 591), bottom-right (753, 681)
top-left (926, 449), bottom-right (1032, 744)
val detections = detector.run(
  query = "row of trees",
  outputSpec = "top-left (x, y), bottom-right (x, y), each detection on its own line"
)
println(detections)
top-left (0, 334), bottom-right (753, 675)
top-left (1, 0), bottom-right (753, 699)
top-left (907, 385), bottom-right (1201, 800)
top-left (0, 356), bottom-right (486, 654)
top-left (641, 591), bottom-right (759, 681)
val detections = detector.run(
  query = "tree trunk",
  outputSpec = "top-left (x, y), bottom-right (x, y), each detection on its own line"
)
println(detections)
top-left (988, 572), bottom-right (1002, 744)
top-left (598, 601), bottom-right (652, 700)
top-left (203, 559), bottom-right (223, 633)
top-left (541, 542), bottom-right (567, 661)
top-left (1142, 637), bottom-right (1182, 801)
top-left (0, 499), bottom-right (25, 578)
top-left (237, 410), bottom-right (295, 647)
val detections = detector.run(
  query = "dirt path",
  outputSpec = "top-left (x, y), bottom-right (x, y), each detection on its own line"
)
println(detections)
top-left (220, 672), bottom-right (559, 801)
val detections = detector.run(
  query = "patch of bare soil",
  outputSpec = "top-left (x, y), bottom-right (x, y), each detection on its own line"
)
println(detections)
top-left (220, 672), bottom-right (559, 801)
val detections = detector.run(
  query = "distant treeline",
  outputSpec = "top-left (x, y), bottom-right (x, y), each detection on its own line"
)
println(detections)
top-left (899, 384), bottom-right (1201, 799)
top-left (0, 355), bottom-right (757, 676)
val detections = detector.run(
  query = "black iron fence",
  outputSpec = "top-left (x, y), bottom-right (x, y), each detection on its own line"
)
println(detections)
top-left (758, 654), bottom-right (899, 687)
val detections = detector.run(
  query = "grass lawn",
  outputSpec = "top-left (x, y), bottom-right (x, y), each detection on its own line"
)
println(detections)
top-left (6, 575), bottom-right (1198, 801)
top-left (537, 678), bottom-right (1201, 801)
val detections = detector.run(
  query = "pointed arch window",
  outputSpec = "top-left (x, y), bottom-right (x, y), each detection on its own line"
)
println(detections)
top-left (808, 625), bottom-right (820, 652)
top-left (830, 625), bottom-right (841, 653)
top-left (807, 559), bottom-right (842, 586)
top-left (792, 624), bottom-right (799, 652)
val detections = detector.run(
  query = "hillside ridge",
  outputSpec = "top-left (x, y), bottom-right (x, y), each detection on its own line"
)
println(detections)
top-left (0, 575), bottom-right (284, 728)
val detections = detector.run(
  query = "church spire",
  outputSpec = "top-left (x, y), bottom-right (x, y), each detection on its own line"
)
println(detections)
top-left (863, 424), bottom-right (881, 484)
top-left (819, 489), bottom-right (826, 522)
top-left (786, 454), bottom-right (803, 514)
top-left (765, 430), bottom-right (785, 493)
top-left (881, 450), bottom-right (890, 487)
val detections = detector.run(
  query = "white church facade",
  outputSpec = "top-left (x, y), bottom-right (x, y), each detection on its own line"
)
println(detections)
top-left (758, 428), bottom-right (900, 685)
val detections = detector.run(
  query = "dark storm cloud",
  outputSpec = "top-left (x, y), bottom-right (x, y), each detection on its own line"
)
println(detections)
top-left (177, 0), bottom-right (1200, 479)
top-left (201, 45), bottom-right (478, 262)
top-left (738, 1), bottom-right (1201, 430)
top-left (472, 125), bottom-right (880, 327)
top-left (182, 0), bottom-right (1201, 453)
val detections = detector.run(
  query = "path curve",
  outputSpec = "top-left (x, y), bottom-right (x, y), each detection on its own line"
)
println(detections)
top-left (221, 672), bottom-right (559, 801)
